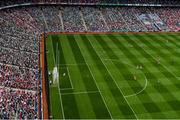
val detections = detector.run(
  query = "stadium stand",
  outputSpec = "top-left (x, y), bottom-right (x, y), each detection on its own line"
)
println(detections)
top-left (0, 1), bottom-right (180, 119)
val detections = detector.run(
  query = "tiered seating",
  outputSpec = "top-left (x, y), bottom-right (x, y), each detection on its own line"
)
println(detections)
top-left (0, 4), bottom-right (180, 119)
top-left (82, 7), bottom-right (108, 32)
top-left (101, 7), bottom-right (128, 32)
top-left (62, 7), bottom-right (86, 32)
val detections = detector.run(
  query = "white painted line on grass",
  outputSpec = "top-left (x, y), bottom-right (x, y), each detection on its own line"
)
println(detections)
top-left (76, 38), bottom-right (113, 119)
top-left (103, 58), bottom-right (135, 68)
top-left (51, 41), bottom-right (65, 119)
top-left (60, 63), bottom-right (94, 66)
top-left (88, 39), bottom-right (138, 119)
top-left (60, 88), bottom-right (74, 90)
top-left (59, 62), bottom-right (113, 66)
top-left (61, 90), bottom-right (100, 95)
top-left (67, 67), bottom-right (74, 89)
top-left (134, 39), bottom-right (180, 81)
top-left (87, 64), bottom-right (113, 119)
top-left (125, 76), bottom-right (148, 98)
top-left (103, 58), bottom-right (148, 98)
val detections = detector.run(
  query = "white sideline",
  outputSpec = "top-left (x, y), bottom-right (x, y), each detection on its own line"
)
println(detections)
top-left (59, 72), bottom-right (74, 90)
top-left (60, 88), bottom-right (73, 90)
top-left (59, 67), bottom-right (74, 90)
top-left (51, 40), bottom-right (65, 119)
top-left (76, 39), bottom-right (113, 119)
top-left (103, 58), bottom-right (135, 68)
top-left (103, 58), bottom-right (148, 98)
top-left (61, 90), bottom-right (99, 95)
top-left (60, 63), bottom-right (88, 66)
top-left (133, 38), bottom-right (180, 81)
top-left (88, 38), bottom-right (138, 119)
top-left (67, 67), bottom-right (74, 89)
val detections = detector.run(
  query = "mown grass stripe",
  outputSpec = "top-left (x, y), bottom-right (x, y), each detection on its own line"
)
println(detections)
top-left (77, 35), bottom-right (128, 119)
top-left (141, 34), bottom-right (179, 58)
top-left (52, 35), bottom-right (80, 119)
top-left (67, 35), bottom-right (98, 91)
top-left (132, 34), bottom-right (177, 79)
top-left (109, 35), bottom-right (157, 80)
top-left (124, 34), bottom-right (180, 114)
top-left (160, 34), bottom-right (180, 49)
top-left (51, 35), bottom-right (73, 89)
top-left (108, 34), bottom-right (165, 117)
top-left (158, 34), bottom-right (180, 55)
top-left (46, 36), bottom-right (64, 119)
top-left (81, 34), bottom-right (137, 119)
top-left (95, 35), bottom-right (142, 93)
top-left (67, 35), bottom-right (111, 119)
top-left (158, 34), bottom-right (180, 75)
top-left (60, 35), bottom-right (99, 118)
top-left (61, 94), bottom-right (80, 119)
top-left (75, 35), bottom-right (113, 118)
top-left (145, 34), bottom-right (180, 76)
top-left (90, 35), bottom-right (138, 119)
top-left (132, 35), bottom-right (180, 88)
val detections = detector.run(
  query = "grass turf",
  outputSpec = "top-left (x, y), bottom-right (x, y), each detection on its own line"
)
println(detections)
top-left (46, 33), bottom-right (180, 119)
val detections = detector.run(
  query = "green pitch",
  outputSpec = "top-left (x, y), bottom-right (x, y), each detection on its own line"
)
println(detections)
top-left (46, 33), bottom-right (180, 119)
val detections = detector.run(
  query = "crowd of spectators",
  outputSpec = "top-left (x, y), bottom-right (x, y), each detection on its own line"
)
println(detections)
top-left (151, 7), bottom-right (180, 31)
top-left (0, 88), bottom-right (38, 119)
top-left (62, 7), bottom-right (86, 32)
top-left (101, 7), bottom-right (128, 32)
top-left (0, 47), bottom-right (38, 69)
top-left (118, 7), bottom-right (148, 32)
top-left (0, 6), bottom-right (40, 119)
top-left (42, 6), bottom-right (63, 32)
top-left (0, 4), bottom-right (180, 119)
top-left (0, 63), bottom-right (38, 90)
top-left (82, 7), bottom-right (109, 32)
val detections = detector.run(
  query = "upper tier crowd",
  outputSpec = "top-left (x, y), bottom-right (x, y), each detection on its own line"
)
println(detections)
top-left (0, 4), bottom-right (180, 119)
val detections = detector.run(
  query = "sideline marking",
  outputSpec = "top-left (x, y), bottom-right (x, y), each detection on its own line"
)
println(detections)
top-left (61, 90), bottom-right (99, 95)
top-left (67, 67), bottom-right (74, 89)
top-left (133, 37), bottom-right (180, 81)
top-left (103, 58), bottom-right (148, 98)
top-left (76, 38), bottom-right (113, 119)
top-left (89, 38), bottom-right (138, 119)
top-left (51, 39), bottom-right (65, 119)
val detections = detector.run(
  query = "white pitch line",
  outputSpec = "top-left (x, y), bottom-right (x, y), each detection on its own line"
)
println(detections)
top-left (161, 64), bottom-right (180, 81)
top-left (67, 67), bottom-right (74, 89)
top-left (89, 39), bottom-right (138, 119)
top-left (103, 58), bottom-right (135, 68)
top-left (49, 37), bottom-right (55, 116)
top-left (61, 90), bottom-right (100, 95)
top-left (60, 63), bottom-right (87, 66)
top-left (86, 64), bottom-right (113, 119)
top-left (60, 88), bottom-right (73, 90)
top-left (133, 39), bottom-right (180, 81)
top-left (76, 38), bottom-right (113, 119)
top-left (59, 62), bottom-right (113, 66)
top-left (103, 58), bottom-right (148, 98)
top-left (51, 40), bottom-right (65, 119)
top-left (125, 76), bottom-right (148, 98)
top-left (59, 63), bottom-right (96, 66)
top-left (59, 67), bottom-right (74, 90)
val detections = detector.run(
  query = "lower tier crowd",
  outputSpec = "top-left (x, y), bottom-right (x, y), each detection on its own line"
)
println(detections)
top-left (0, 5), bottom-right (179, 119)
